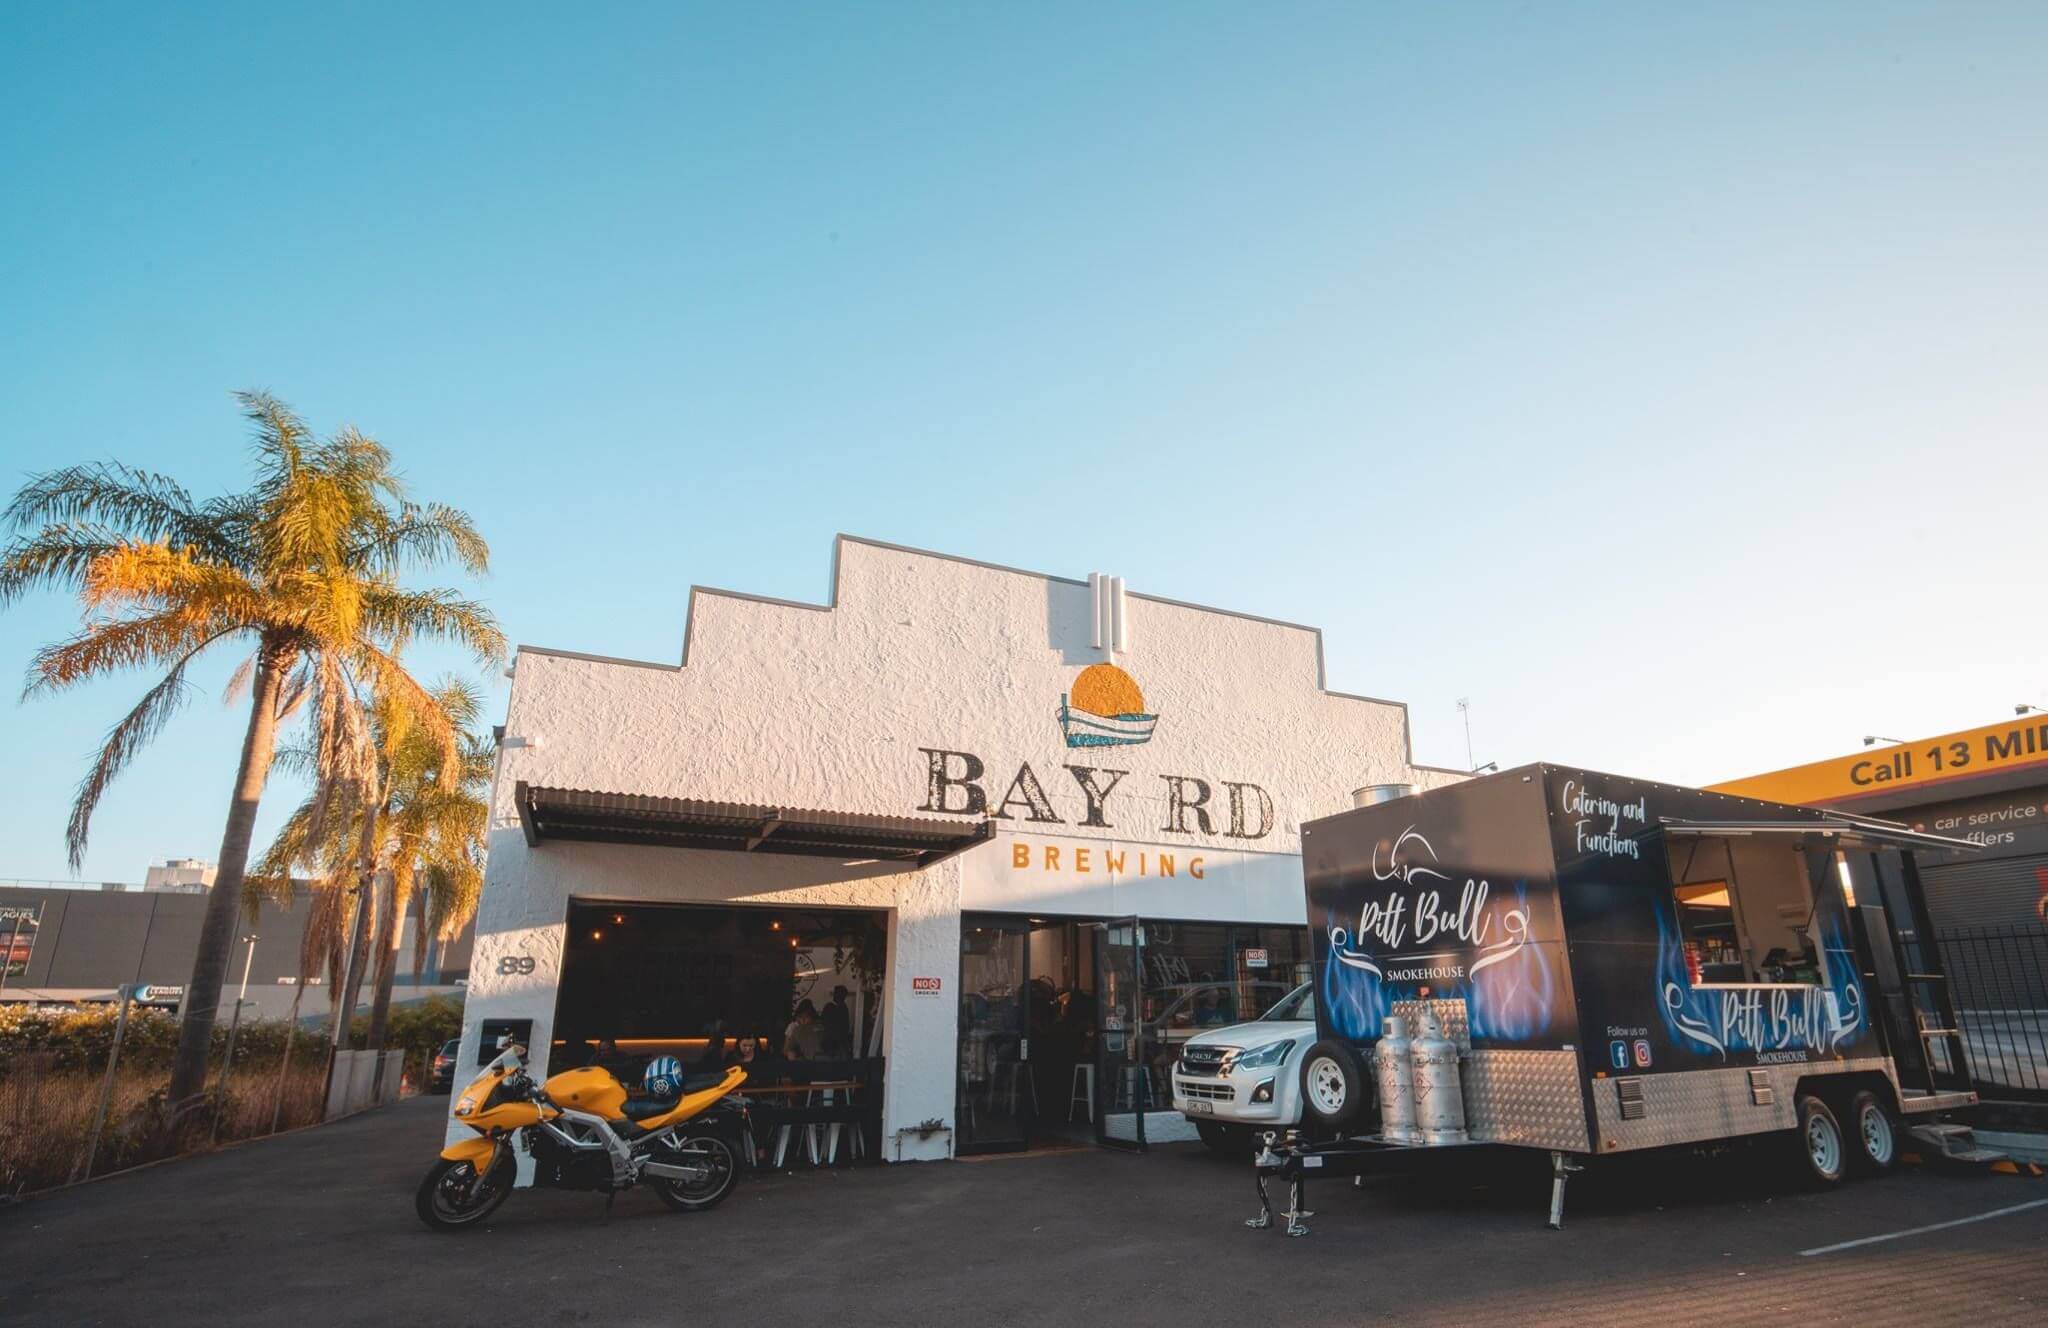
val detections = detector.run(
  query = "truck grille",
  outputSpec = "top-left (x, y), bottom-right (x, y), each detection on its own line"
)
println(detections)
top-left (1178, 1045), bottom-right (1237, 1077)
top-left (1179, 1081), bottom-right (1236, 1101)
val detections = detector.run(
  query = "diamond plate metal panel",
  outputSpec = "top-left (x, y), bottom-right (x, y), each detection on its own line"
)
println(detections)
top-left (1391, 998), bottom-right (1471, 1052)
top-left (1462, 1050), bottom-right (1590, 1152)
top-left (1590, 1057), bottom-right (1896, 1153)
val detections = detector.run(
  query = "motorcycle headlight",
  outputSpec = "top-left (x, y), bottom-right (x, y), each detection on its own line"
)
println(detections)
top-left (1231, 1039), bottom-right (1298, 1072)
top-left (454, 1096), bottom-right (476, 1117)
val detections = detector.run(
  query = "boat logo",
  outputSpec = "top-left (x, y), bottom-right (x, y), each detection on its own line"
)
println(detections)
top-left (1058, 663), bottom-right (1158, 748)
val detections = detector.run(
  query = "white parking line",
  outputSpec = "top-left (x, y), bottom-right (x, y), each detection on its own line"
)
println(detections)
top-left (1799, 1198), bottom-right (2048, 1256)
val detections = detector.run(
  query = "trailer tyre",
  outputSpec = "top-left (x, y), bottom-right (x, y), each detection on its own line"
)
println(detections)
top-left (1847, 1089), bottom-right (1898, 1175)
top-left (1794, 1093), bottom-right (1847, 1187)
top-left (1300, 1040), bottom-right (1366, 1130)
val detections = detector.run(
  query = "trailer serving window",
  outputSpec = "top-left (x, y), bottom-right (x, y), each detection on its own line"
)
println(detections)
top-left (1663, 833), bottom-right (1826, 987)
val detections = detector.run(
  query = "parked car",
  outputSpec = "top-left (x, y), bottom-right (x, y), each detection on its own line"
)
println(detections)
top-left (1169, 981), bottom-right (1315, 1152)
top-left (429, 1038), bottom-right (462, 1093)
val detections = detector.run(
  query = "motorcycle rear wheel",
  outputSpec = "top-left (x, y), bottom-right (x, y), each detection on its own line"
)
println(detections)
top-left (650, 1134), bottom-right (739, 1213)
top-left (415, 1153), bottom-right (512, 1231)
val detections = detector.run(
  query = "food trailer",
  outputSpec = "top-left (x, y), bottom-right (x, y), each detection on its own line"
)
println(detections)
top-left (1241, 764), bottom-right (1998, 1236)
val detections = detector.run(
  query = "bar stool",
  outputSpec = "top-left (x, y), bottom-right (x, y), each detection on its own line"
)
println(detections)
top-left (992, 1060), bottom-right (1038, 1115)
top-left (1068, 1063), bottom-right (1094, 1122)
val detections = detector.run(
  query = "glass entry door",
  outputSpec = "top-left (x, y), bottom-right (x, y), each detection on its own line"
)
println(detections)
top-left (958, 917), bottom-right (1031, 1153)
top-left (1094, 917), bottom-right (1147, 1151)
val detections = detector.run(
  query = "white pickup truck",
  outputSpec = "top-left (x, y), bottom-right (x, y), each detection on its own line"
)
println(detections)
top-left (1169, 981), bottom-right (1315, 1152)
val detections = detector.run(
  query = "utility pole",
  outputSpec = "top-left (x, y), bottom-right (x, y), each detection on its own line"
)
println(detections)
top-left (212, 933), bottom-right (259, 1141)
top-left (79, 984), bottom-right (137, 1182)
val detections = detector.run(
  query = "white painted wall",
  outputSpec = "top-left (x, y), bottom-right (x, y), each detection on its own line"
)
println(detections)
top-left (458, 536), bottom-right (1461, 1163)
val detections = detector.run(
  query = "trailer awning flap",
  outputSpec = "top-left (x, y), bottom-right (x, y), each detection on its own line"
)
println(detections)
top-left (1657, 817), bottom-right (1978, 854)
top-left (514, 782), bottom-right (994, 867)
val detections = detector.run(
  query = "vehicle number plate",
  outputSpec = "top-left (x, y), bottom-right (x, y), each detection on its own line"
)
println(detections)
top-left (1185, 1100), bottom-right (1214, 1115)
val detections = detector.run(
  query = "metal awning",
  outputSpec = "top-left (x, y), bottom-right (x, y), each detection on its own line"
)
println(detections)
top-left (514, 783), bottom-right (994, 867)
top-left (1657, 817), bottom-right (1978, 854)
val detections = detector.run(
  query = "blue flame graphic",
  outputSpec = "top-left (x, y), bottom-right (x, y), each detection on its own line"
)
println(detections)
top-left (1319, 881), bottom-right (1559, 1046)
top-left (1652, 899), bottom-right (1867, 1060)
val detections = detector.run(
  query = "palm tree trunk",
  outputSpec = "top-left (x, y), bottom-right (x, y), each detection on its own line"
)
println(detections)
top-left (167, 643), bottom-right (288, 1108)
top-left (332, 797), bottom-right (382, 1048)
top-left (366, 871), bottom-right (405, 1096)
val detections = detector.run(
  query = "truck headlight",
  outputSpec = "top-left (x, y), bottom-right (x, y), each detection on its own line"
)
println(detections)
top-left (1231, 1039), bottom-right (1297, 1072)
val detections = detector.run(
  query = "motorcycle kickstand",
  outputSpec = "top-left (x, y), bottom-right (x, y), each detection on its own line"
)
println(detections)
top-left (602, 1190), bottom-right (617, 1223)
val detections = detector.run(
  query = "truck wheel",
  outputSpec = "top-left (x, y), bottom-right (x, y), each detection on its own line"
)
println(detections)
top-left (1300, 1040), bottom-right (1365, 1130)
top-left (1847, 1089), bottom-right (1898, 1175)
top-left (1794, 1093), bottom-right (1846, 1187)
top-left (1195, 1120), bottom-right (1250, 1154)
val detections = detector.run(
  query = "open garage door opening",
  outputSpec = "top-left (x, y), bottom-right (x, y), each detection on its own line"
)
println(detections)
top-left (551, 899), bottom-right (889, 1164)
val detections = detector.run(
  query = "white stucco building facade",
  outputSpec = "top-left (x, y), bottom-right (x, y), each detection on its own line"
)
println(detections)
top-left (460, 536), bottom-right (1461, 1162)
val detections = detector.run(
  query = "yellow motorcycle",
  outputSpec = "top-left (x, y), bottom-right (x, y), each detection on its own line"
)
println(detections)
top-left (417, 1039), bottom-right (749, 1231)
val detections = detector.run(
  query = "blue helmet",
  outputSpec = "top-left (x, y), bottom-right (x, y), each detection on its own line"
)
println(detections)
top-left (644, 1055), bottom-right (684, 1099)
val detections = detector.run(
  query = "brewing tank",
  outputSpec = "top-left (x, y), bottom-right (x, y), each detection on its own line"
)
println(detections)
top-left (1409, 1011), bottom-right (1468, 1145)
top-left (1373, 1015), bottom-right (1418, 1144)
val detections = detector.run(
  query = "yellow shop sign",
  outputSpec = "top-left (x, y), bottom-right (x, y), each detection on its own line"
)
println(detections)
top-left (1711, 717), bottom-right (2048, 807)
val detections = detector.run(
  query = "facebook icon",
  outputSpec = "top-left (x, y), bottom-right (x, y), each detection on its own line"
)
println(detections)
top-left (1610, 1040), bottom-right (1629, 1070)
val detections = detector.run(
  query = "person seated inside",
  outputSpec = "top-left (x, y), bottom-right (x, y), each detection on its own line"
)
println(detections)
top-left (784, 999), bottom-right (824, 1061)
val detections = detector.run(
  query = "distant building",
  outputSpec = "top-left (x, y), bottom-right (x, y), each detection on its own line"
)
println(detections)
top-left (142, 858), bottom-right (217, 893)
top-left (0, 881), bottom-right (475, 1021)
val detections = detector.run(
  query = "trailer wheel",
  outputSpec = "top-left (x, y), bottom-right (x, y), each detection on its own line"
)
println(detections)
top-left (1847, 1089), bottom-right (1898, 1175)
top-left (1794, 1093), bottom-right (1847, 1187)
top-left (1300, 1040), bottom-right (1365, 1130)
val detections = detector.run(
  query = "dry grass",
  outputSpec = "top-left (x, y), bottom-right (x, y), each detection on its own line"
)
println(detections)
top-left (0, 1054), bottom-right (328, 1197)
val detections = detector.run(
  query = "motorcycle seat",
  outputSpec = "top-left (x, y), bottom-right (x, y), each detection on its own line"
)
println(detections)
top-left (621, 1097), bottom-right (678, 1121)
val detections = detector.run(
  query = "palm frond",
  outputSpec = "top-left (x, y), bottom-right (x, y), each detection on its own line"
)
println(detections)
top-left (0, 524), bottom-right (129, 607)
top-left (350, 501), bottom-right (489, 577)
top-left (24, 607), bottom-right (233, 698)
top-left (358, 584), bottom-right (504, 667)
top-left (1, 462), bottom-right (234, 561)
top-left (63, 632), bottom-right (230, 869)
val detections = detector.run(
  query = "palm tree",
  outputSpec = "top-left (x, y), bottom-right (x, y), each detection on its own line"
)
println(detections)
top-left (256, 677), bottom-right (489, 1090)
top-left (363, 682), bottom-right (490, 1092)
top-left (0, 393), bottom-right (503, 1109)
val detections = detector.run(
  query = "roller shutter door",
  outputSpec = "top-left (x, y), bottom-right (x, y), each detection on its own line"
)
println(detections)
top-left (1924, 855), bottom-right (2048, 1016)
top-left (1921, 854), bottom-right (2048, 932)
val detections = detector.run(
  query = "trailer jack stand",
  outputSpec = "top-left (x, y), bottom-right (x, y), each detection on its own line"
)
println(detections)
top-left (1246, 1170), bottom-right (1313, 1237)
top-left (1547, 1151), bottom-right (1583, 1231)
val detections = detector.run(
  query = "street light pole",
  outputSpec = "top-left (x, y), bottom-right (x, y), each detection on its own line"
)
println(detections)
top-left (212, 933), bottom-right (259, 1142)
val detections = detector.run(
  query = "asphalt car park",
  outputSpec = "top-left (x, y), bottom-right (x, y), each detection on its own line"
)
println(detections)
top-left (2, 1095), bottom-right (2043, 1327)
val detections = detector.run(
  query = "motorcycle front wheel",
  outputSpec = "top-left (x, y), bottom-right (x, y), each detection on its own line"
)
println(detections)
top-left (650, 1134), bottom-right (739, 1213)
top-left (415, 1152), bottom-right (512, 1231)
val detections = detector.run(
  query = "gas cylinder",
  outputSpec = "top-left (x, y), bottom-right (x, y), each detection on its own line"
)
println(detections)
top-left (1373, 1015), bottom-right (1418, 1144)
top-left (1409, 1011), bottom-right (1468, 1145)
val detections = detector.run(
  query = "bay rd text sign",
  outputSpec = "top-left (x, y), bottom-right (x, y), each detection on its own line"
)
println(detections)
top-left (917, 748), bottom-right (1275, 840)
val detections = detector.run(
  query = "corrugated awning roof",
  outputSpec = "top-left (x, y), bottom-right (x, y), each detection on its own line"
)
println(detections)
top-left (1657, 817), bottom-right (1978, 854)
top-left (514, 783), bottom-right (994, 867)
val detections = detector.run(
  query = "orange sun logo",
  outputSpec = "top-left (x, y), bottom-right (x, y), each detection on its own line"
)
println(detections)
top-left (1059, 664), bottom-right (1158, 748)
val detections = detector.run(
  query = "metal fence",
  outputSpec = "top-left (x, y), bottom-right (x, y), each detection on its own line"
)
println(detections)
top-left (1934, 926), bottom-right (2048, 1102)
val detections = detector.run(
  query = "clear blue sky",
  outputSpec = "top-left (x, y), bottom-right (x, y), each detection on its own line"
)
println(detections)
top-left (4, 4), bottom-right (2044, 883)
